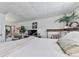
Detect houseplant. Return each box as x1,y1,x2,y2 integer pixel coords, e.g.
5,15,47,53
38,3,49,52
19,26,26,38
55,11,79,27
6,29,10,35
5,29,10,38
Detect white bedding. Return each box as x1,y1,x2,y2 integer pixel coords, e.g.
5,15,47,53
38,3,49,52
57,31,79,55
0,37,32,57
4,37,68,57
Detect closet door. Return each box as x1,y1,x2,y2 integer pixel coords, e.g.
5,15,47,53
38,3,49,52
0,16,2,35
0,14,5,42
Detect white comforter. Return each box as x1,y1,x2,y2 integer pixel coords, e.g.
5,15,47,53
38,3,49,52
6,37,68,57
0,36,68,57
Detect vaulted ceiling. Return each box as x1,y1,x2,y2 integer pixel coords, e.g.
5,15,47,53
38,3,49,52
0,2,79,23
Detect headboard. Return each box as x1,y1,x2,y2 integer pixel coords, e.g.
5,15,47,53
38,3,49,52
47,27,79,32
47,27,79,38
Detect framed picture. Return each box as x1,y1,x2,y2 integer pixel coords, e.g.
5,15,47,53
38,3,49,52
32,22,37,29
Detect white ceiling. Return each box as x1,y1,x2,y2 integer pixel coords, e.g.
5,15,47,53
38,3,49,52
0,2,79,23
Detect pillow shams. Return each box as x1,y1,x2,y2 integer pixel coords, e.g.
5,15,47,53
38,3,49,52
57,31,79,55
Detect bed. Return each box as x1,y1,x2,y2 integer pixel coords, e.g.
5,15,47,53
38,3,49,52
1,27,79,57
1,35,79,57
0,36,68,57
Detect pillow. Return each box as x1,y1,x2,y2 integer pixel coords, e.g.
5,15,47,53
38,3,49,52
57,31,79,55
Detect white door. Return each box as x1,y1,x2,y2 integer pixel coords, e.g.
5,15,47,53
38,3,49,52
0,14,5,42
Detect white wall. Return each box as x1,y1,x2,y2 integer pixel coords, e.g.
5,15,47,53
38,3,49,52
14,9,79,38
5,8,79,38
5,13,17,25
15,16,65,38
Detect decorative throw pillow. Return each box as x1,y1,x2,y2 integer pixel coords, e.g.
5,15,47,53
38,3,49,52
57,31,79,55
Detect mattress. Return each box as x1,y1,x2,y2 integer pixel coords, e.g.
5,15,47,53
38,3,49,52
5,37,68,57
